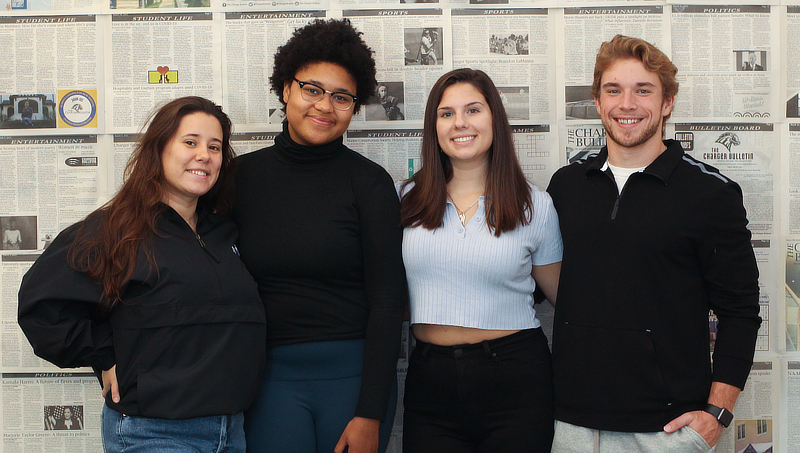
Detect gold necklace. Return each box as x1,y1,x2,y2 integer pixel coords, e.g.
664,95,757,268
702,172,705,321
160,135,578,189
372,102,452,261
447,192,480,226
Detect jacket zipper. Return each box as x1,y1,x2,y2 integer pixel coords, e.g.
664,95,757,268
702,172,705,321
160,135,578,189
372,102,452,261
195,233,220,263
603,168,623,220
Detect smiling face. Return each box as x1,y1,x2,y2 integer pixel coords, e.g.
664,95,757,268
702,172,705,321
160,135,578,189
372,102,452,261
283,62,357,147
63,408,72,420
161,112,223,210
595,58,674,153
436,82,493,168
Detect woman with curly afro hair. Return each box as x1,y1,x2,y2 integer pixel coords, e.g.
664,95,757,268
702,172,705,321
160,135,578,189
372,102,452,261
232,19,406,453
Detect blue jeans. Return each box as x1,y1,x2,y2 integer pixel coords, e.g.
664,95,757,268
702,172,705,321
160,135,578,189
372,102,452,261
102,404,245,453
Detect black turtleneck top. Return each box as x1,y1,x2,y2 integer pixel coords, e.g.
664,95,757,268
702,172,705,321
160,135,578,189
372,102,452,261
232,126,406,421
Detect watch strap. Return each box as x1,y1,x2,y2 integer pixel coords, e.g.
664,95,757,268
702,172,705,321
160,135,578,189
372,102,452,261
704,404,733,428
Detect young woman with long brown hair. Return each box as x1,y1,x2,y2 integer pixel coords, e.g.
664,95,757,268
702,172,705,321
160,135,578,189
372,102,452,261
18,96,265,452
399,68,562,452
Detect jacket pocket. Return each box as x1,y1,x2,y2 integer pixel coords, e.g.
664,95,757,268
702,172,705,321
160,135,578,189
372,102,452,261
554,323,672,414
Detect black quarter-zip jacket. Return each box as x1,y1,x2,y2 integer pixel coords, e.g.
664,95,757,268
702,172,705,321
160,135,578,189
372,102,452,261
547,139,761,432
18,205,266,419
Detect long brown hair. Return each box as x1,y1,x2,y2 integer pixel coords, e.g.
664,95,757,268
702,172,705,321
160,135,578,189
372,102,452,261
68,96,235,311
400,68,531,236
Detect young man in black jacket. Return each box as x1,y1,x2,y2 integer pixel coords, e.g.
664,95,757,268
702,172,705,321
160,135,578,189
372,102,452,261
547,35,761,452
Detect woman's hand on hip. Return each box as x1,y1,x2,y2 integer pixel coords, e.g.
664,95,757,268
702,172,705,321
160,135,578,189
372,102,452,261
101,365,120,403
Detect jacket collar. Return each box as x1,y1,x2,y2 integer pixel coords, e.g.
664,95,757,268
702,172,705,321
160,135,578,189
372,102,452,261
584,139,685,185
158,202,213,235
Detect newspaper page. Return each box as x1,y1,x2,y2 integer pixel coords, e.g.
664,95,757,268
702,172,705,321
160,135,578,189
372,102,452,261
672,123,776,235
559,121,604,165
669,5,779,120
784,124,800,236
751,238,777,353
106,12,221,133
715,360,778,453
344,8,448,122
231,131,277,156
221,11,326,129
1,370,103,453
560,5,667,124
345,129,423,181
783,359,800,453
0,135,104,245
511,124,559,187
785,7,800,121
0,15,103,134
1,0,99,13
1,253,104,452
110,134,136,192
451,8,556,123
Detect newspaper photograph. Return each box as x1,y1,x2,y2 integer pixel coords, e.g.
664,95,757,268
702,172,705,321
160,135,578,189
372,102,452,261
670,4,779,120
106,12,221,133
0,15,102,134
451,7,555,122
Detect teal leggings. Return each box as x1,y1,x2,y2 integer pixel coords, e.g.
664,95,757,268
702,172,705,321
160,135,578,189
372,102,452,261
243,339,397,453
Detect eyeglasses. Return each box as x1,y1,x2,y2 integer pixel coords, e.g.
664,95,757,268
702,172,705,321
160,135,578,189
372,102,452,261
293,79,357,111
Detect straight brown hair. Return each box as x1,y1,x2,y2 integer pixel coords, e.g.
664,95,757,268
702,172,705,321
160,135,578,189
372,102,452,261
400,68,531,237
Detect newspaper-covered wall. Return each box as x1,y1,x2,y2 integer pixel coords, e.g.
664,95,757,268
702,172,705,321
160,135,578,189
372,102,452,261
1,1,797,452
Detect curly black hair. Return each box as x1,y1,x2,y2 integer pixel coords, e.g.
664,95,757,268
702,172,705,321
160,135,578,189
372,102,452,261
270,19,377,114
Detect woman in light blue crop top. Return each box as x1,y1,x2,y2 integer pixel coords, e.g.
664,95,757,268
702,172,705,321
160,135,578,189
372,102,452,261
398,68,562,453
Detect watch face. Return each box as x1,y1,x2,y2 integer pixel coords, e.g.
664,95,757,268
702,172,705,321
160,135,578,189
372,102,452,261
706,404,733,427
706,404,733,428
718,408,733,427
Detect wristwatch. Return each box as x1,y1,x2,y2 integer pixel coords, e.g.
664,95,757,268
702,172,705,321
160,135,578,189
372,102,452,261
704,404,734,428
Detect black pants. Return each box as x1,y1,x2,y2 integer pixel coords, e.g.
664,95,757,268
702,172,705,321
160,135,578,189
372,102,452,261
403,328,554,453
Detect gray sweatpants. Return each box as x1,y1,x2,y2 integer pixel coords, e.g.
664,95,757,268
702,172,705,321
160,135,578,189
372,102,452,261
551,420,715,453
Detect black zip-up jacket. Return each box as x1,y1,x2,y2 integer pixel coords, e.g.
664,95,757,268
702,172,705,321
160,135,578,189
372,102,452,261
18,205,266,419
547,140,761,432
